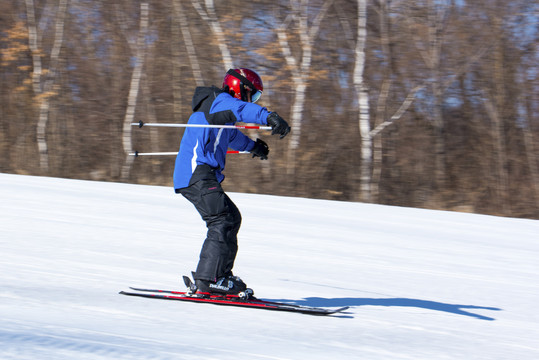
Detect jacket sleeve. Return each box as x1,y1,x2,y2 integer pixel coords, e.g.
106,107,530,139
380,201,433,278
233,101,270,125
228,129,255,152
211,93,270,126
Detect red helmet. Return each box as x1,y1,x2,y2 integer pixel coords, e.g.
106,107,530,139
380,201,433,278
223,68,263,103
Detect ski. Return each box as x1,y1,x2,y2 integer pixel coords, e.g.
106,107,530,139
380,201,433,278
119,287,349,316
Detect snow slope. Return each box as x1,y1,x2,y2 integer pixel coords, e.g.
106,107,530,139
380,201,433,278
1,173,538,360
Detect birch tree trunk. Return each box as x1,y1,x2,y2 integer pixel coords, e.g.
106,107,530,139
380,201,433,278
276,0,333,175
353,0,371,202
174,0,204,86
141,42,160,176
171,1,183,123
172,0,204,124
25,0,69,173
25,0,42,102
339,0,424,202
370,0,392,201
191,0,233,69
25,0,44,170
121,2,149,181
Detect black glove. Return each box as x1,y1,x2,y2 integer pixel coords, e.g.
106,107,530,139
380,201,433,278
267,112,290,139
250,138,269,160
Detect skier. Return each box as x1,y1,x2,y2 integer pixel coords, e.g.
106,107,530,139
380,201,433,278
173,68,290,295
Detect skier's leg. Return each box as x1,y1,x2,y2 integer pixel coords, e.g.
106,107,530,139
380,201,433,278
222,193,241,276
179,179,240,282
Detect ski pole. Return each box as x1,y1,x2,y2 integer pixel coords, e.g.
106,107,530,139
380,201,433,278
130,151,249,157
132,120,272,130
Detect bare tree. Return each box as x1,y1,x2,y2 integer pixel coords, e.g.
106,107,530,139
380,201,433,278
121,2,149,181
346,0,424,202
25,0,69,173
191,0,234,69
352,0,370,201
275,0,333,175
172,0,204,123
402,0,450,191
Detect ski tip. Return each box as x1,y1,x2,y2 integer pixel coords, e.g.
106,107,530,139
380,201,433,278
304,306,350,315
329,306,350,314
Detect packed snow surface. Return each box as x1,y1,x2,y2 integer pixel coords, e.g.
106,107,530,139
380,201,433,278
1,173,538,359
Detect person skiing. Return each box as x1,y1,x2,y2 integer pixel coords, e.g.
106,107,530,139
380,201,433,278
173,68,290,295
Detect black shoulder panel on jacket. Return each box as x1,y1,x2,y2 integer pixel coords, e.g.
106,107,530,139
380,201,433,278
193,86,237,125
191,87,211,112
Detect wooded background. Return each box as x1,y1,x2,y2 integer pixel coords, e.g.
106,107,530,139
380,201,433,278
1,0,538,219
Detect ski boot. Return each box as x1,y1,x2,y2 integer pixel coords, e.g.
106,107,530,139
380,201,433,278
183,274,254,299
195,275,247,295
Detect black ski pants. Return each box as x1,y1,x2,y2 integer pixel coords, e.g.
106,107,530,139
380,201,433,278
179,174,241,282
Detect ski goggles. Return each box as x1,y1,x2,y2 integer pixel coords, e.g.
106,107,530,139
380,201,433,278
251,89,262,103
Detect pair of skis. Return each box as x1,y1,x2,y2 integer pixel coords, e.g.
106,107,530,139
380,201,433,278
120,276,349,316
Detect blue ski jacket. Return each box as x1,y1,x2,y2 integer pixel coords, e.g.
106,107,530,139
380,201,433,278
173,86,270,191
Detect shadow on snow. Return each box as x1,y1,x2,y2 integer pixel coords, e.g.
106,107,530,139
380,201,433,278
266,297,502,321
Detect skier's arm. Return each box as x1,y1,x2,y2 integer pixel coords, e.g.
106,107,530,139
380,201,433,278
212,92,290,138
232,99,270,126
228,130,256,152
234,103,290,139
